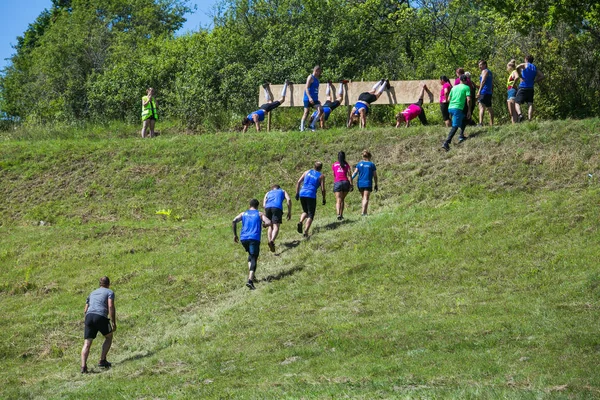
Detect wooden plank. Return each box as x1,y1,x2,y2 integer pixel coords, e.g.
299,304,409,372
257,80,443,107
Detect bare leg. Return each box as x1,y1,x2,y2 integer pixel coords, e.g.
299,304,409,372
267,225,274,242
361,190,371,215
141,120,149,138
487,107,494,126
271,224,280,243
100,332,113,361
149,119,156,137
339,191,348,217
478,103,485,125
508,100,517,123
528,103,534,121
81,339,93,368
304,217,313,235
300,108,309,131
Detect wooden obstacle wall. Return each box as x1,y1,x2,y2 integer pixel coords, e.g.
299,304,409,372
258,80,443,107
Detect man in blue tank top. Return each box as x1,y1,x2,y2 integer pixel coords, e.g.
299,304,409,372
300,65,323,132
515,55,545,122
476,60,494,126
295,162,326,237
81,276,116,373
263,184,292,252
233,199,272,289
242,81,289,133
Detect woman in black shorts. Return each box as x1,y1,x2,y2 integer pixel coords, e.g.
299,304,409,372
332,151,353,220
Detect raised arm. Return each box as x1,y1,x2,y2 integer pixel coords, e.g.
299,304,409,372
232,213,243,242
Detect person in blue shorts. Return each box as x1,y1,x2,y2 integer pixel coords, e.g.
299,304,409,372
347,79,390,128
476,60,494,126
242,81,289,133
263,184,292,252
515,55,545,122
352,150,379,216
233,199,272,289
81,276,116,373
300,65,323,131
309,80,347,129
295,161,326,237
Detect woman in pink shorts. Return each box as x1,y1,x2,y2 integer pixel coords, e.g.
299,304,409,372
332,151,353,220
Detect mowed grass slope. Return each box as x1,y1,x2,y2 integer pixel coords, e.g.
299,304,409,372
1,119,599,399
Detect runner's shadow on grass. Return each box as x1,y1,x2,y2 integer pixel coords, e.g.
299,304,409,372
261,264,304,282
276,240,301,255
312,219,355,234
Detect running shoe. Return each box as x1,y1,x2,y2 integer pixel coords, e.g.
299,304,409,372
81,365,88,374
246,280,256,290
442,142,450,152
458,136,468,143
517,114,524,123
297,222,303,234
268,241,275,252
98,360,112,368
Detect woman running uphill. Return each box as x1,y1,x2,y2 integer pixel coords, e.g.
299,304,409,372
295,162,326,237
332,151,353,220
348,79,390,129
352,150,378,216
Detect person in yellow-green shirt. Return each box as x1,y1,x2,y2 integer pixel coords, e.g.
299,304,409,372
141,88,158,138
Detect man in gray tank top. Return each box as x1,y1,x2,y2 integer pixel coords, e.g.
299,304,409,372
80,276,116,373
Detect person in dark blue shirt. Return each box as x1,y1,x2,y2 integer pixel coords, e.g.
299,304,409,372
476,60,494,126
295,162,326,237
242,81,289,133
263,184,292,252
515,55,545,122
352,150,379,216
300,66,323,131
233,199,272,289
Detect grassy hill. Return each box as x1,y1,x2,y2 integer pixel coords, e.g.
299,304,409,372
1,120,599,399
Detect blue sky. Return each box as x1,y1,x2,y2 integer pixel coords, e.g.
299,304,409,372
0,0,217,70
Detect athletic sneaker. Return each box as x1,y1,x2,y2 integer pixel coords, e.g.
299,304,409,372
458,136,468,143
299,126,305,132
285,79,291,85
442,142,450,152
303,232,309,238
246,280,256,290
81,365,88,374
98,360,112,368
297,222,303,234
517,114,524,123
337,215,344,221
268,241,275,252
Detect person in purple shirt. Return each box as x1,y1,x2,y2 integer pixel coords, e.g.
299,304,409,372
263,184,292,252
81,276,116,373
476,60,494,126
233,199,272,289
515,55,545,122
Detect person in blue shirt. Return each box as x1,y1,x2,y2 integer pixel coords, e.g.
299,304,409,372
263,184,292,252
81,276,116,373
515,55,545,122
295,162,326,237
309,80,347,129
242,81,289,133
233,199,272,290
476,60,494,126
300,65,323,131
352,150,379,216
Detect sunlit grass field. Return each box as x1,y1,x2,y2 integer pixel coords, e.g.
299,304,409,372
1,119,599,398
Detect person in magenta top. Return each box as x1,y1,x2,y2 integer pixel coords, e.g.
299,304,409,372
332,151,353,220
395,84,432,128
439,76,452,127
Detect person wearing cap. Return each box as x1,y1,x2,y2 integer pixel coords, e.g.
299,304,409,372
515,55,545,122
442,74,472,151
395,84,433,128
81,276,116,373
476,60,494,126
348,79,390,129
242,81,289,133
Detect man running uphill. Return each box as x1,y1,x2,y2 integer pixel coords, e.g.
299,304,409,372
233,199,272,290
395,84,433,128
81,276,116,373
295,162,326,237
242,81,289,133
309,80,347,129
348,79,390,129
300,66,323,132
263,184,292,252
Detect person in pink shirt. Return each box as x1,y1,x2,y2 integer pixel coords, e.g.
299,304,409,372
395,84,432,128
332,151,353,220
439,76,453,127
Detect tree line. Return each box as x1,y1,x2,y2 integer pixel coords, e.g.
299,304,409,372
1,0,599,131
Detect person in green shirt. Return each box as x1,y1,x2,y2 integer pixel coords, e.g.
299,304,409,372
141,88,158,138
442,74,472,152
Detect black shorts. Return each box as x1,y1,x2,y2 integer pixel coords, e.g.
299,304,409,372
358,186,372,193
358,92,377,104
478,94,493,108
414,98,424,107
300,197,317,219
241,239,260,257
440,102,450,121
84,313,112,339
515,87,534,104
265,207,283,224
333,180,351,193
259,101,281,113
323,100,341,111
